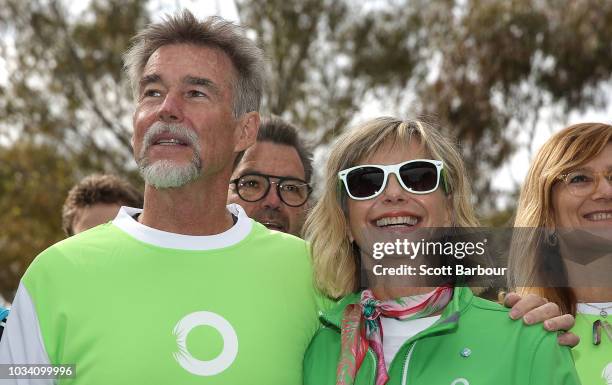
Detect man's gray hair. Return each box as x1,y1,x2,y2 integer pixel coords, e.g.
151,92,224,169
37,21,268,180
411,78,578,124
123,10,265,118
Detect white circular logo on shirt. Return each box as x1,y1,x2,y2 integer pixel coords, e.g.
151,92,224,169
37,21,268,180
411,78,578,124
602,362,612,385
451,379,469,385
172,311,238,376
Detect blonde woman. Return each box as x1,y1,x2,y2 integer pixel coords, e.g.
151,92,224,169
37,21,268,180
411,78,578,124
303,117,579,385
510,123,612,385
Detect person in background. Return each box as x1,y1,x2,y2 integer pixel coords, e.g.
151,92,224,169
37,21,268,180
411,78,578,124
510,122,612,385
62,173,143,236
303,117,580,385
228,116,313,236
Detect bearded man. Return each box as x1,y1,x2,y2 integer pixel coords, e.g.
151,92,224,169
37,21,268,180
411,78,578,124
0,11,322,385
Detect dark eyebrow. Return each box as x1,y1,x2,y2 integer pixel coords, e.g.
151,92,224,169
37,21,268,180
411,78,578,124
139,74,161,91
239,170,307,183
184,76,220,96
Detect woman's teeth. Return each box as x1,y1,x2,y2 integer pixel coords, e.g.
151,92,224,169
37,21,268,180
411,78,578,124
376,216,418,227
585,212,612,221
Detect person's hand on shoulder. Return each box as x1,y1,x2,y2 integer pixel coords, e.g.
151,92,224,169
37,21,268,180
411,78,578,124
503,292,579,347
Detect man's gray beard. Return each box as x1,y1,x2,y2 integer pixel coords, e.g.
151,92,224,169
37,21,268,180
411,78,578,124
138,157,202,189
136,122,203,189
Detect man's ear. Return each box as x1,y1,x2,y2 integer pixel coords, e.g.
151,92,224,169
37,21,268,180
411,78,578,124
234,112,260,153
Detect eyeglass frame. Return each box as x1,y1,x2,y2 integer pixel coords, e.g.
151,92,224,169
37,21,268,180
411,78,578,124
230,172,313,207
337,159,449,201
557,169,612,197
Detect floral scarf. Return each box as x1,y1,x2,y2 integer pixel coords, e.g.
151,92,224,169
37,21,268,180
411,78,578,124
336,285,453,385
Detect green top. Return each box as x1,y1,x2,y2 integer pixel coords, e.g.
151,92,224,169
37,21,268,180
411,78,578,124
304,286,581,385
9,205,323,385
572,311,612,385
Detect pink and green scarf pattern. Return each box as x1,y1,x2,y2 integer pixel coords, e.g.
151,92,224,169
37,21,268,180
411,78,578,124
336,285,453,385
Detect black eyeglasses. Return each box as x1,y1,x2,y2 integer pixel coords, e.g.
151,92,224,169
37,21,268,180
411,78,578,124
230,173,312,207
338,159,449,200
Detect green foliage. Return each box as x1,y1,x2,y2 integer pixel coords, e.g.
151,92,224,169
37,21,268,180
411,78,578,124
238,0,612,209
0,142,75,299
0,0,149,166
0,0,149,299
413,0,612,207
237,0,423,142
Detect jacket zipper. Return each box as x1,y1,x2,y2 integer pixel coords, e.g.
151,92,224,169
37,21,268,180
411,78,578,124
361,340,417,385
400,341,417,385
367,349,377,384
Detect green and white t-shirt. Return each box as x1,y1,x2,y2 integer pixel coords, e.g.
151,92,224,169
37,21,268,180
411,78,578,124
0,204,323,385
573,303,612,385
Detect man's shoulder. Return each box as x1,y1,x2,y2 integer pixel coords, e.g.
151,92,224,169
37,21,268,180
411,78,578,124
23,223,125,281
44,222,121,255
240,223,315,275
462,294,554,344
248,221,309,250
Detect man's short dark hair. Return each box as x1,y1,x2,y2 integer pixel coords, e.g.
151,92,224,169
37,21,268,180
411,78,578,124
234,116,313,183
62,174,143,236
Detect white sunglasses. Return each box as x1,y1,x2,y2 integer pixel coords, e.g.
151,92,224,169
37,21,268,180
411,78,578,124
338,159,448,200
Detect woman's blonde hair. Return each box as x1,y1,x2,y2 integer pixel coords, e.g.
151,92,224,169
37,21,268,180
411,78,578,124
303,117,479,298
509,123,612,314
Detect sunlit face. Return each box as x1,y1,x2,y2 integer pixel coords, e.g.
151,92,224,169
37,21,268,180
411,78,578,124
552,142,612,230
132,44,248,188
72,203,122,235
346,139,451,249
228,141,307,236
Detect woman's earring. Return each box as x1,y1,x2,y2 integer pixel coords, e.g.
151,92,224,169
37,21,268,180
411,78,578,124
547,230,558,247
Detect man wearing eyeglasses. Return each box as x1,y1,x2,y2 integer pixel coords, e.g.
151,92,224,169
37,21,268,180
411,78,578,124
228,116,313,236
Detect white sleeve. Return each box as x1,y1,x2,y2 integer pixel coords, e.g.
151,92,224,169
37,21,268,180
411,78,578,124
0,282,54,385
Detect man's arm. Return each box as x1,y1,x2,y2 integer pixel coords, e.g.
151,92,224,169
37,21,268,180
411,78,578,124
0,282,53,385
504,292,579,347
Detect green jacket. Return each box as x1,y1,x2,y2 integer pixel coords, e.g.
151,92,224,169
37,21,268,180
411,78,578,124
304,287,581,385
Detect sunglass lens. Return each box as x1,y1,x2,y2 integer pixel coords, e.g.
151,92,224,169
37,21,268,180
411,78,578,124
399,162,438,192
346,167,385,198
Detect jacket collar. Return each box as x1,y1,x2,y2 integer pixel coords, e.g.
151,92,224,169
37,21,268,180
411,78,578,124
320,286,475,333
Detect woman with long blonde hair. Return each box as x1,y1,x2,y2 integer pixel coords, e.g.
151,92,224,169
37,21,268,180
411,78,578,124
303,117,579,385
510,122,612,385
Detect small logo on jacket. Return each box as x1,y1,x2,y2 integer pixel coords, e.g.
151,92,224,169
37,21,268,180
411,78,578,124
173,311,239,376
